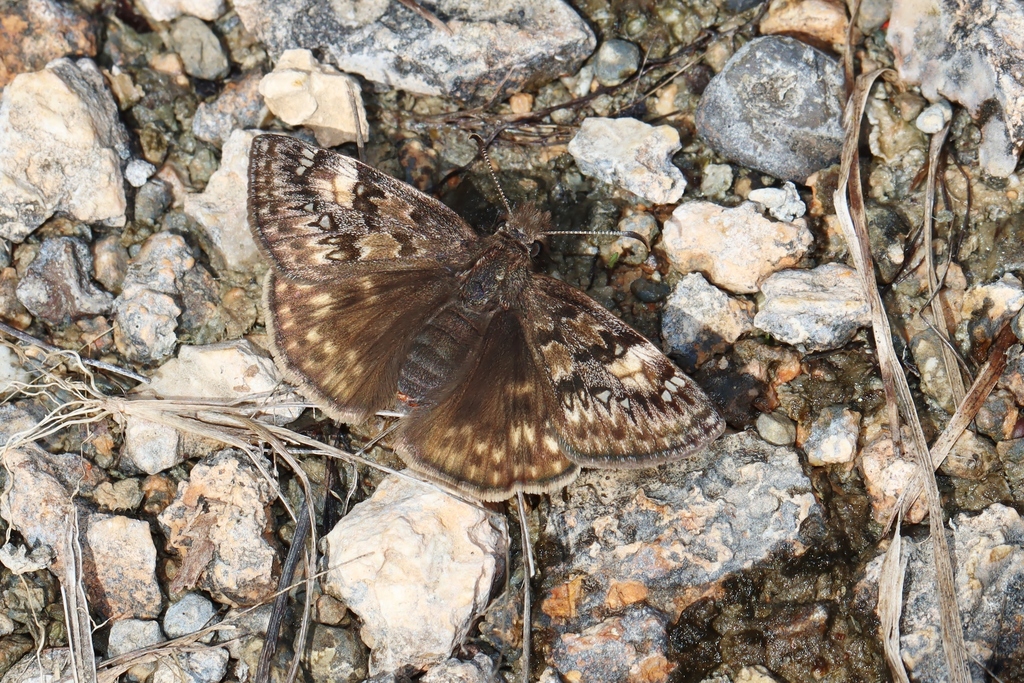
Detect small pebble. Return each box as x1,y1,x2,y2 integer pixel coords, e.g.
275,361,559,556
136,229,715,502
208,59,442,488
124,159,156,188
914,100,953,134
107,619,164,657
164,592,218,640
168,16,229,80
700,163,734,198
15,236,113,325
802,405,860,466
593,39,641,87
756,412,797,446
747,181,806,222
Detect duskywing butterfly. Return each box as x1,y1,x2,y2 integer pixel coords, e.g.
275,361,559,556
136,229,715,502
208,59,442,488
248,134,724,501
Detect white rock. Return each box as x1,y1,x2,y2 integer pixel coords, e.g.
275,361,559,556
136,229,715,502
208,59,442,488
138,0,226,21
700,162,733,198
0,345,29,397
662,272,754,366
657,201,814,294
802,405,860,466
259,50,369,147
323,476,507,675
859,430,927,524
754,263,870,351
756,412,797,446
914,100,952,134
735,666,784,683
164,592,218,641
747,181,806,222
125,159,156,188
122,417,183,475
568,117,687,204
184,129,264,274
960,273,1024,330
0,58,128,242
107,619,164,657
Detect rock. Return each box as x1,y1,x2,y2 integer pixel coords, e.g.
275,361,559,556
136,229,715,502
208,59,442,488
599,212,658,268
801,405,860,466
747,181,806,222
695,36,845,182
322,476,507,674
657,201,813,294
754,264,871,351
759,0,850,52
0,267,31,329
92,234,130,294
234,0,594,103
152,646,230,683
756,412,798,446
0,0,98,89
661,272,755,369
168,16,230,81
1,649,70,683
592,39,640,87
140,339,303,425
942,430,999,481
898,504,1024,682
107,619,165,656
15,236,113,325
93,478,145,513
568,118,687,204
975,389,1019,443
138,0,226,22
0,58,129,242
122,418,189,476
112,232,194,364
0,345,30,398
82,513,163,620
699,163,733,199
542,432,821,640
184,129,264,274
958,274,1024,361
258,50,368,147
420,654,495,683
164,593,218,640
550,607,673,683
866,95,928,166
888,0,1024,177
859,429,927,524
915,100,953,134
192,72,267,147
125,159,156,188
308,625,369,683
158,449,278,606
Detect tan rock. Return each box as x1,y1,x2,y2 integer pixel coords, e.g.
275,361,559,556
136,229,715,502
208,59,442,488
760,0,851,52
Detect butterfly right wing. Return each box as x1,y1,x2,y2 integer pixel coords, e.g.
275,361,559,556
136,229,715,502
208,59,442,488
248,134,477,281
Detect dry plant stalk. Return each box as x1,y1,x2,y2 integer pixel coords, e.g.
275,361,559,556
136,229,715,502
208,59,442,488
833,71,971,683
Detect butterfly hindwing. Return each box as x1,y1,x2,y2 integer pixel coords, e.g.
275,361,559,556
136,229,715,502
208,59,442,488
248,134,477,280
525,274,725,467
396,308,578,501
266,267,456,423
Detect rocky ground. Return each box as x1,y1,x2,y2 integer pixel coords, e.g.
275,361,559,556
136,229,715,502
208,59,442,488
1,0,1024,682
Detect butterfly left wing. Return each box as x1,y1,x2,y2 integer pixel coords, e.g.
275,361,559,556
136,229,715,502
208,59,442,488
248,134,478,281
395,308,579,501
524,274,725,467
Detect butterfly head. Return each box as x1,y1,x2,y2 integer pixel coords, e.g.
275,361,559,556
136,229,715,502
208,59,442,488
499,203,551,256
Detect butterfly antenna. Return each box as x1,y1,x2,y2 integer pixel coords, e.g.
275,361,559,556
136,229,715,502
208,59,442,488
470,134,513,217
539,229,651,251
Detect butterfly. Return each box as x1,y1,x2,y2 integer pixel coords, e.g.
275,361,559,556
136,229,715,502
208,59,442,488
247,134,725,501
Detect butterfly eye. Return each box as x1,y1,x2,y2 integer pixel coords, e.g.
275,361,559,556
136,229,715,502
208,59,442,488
530,241,541,257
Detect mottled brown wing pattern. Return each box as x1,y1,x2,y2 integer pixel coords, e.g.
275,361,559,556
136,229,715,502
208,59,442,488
266,267,456,423
396,310,578,501
248,134,477,280
526,274,725,466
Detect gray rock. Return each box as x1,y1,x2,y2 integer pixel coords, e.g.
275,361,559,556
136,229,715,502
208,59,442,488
112,232,194,363
125,159,156,188
550,607,669,683
168,16,230,81
15,236,113,325
1,649,70,683
192,71,266,147
592,39,640,87
888,0,1024,176
107,619,164,657
802,405,860,466
568,117,687,204
308,625,368,683
134,178,173,225
164,593,218,640
598,212,658,267
754,263,871,351
756,411,797,446
543,431,821,644
0,58,129,242
152,647,229,683
897,504,1024,682
662,272,754,368
233,0,595,103
695,36,845,182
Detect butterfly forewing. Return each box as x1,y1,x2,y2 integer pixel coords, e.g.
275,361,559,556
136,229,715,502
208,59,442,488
248,134,477,280
525,274,725,466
